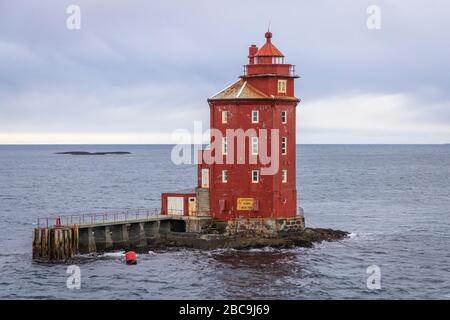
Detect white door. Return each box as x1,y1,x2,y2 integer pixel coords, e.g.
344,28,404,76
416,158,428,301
167,197,184,215
188,197,197,216
201,169,209,188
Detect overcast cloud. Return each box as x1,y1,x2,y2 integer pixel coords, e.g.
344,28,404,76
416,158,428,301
0,0,449,143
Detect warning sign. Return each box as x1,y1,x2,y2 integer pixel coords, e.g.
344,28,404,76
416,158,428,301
237,198,254,210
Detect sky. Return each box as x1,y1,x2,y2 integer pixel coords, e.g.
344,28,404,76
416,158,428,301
0,0,449,144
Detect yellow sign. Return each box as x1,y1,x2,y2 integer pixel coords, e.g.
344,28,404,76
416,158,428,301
237,198,254,210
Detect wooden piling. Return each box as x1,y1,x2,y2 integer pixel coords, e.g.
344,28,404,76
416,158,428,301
32,225,79,262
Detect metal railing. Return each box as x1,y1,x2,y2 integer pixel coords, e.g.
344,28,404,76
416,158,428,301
243,64,297,77
36,206,304,228
36,208,169,228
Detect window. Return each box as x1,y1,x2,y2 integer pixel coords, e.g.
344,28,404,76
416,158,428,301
222,137,228,155
282,170,287,183
252,110,259,123
222,170,228,183
281,137,287,155
222,110,228,124
281,111,287,124
272,57,284,64
252,170,259,183
251,137,259,155
278,80,287,94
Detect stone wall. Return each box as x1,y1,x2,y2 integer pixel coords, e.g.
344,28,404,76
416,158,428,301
185,218,212,233
225,216,305,238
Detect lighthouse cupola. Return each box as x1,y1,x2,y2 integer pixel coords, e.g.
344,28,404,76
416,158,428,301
253,31,285,65
243,31,298,98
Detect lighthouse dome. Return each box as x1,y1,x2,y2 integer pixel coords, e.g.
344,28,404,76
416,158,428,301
255,31,284,57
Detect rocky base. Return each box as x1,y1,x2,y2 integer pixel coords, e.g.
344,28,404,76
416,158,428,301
147,227,349,250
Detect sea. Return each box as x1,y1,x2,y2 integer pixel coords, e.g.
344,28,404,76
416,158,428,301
0,144,449,299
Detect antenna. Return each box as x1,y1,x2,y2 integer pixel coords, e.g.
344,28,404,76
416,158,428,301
268,20,271,32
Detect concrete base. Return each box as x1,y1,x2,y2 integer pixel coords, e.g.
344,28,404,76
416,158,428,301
120,227,348,251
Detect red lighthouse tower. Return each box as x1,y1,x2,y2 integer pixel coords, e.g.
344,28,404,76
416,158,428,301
162,31,303,231
199,31,300,221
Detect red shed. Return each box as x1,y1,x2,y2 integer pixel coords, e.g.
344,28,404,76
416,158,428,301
161,190,197,216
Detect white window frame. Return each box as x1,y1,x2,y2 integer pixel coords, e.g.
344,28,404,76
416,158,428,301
251,170,259,183
281,111,287,124
282,169,287,183
273,57,284,64
222,110,228,124
251,136,259,155
222,170,228,183
222,137,228,155
251,110,259,123
278,80,287,94
281,137,287,155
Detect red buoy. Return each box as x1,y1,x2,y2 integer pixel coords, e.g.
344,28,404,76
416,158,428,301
125,251,137,265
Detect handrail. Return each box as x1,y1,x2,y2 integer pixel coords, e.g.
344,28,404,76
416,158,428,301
35,208,180,228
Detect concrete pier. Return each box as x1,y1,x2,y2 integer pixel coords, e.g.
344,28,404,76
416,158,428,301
33,214,212,262
32,211,313,263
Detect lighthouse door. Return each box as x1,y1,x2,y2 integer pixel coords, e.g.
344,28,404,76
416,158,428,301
201,169,209,188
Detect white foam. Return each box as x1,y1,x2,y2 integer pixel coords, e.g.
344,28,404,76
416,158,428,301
248,247,278,253
100,251,125,257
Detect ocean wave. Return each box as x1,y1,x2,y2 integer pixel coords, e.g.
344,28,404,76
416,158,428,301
99,251,126,258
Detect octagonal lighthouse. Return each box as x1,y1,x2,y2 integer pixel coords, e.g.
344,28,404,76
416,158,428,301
162,31,305,233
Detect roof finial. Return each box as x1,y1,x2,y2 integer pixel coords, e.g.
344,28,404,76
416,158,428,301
265,31,272,42
265,20,272,42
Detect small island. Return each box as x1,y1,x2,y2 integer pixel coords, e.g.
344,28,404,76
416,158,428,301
55,151,131,156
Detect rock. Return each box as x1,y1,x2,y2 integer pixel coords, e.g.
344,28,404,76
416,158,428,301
146,227,349,250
